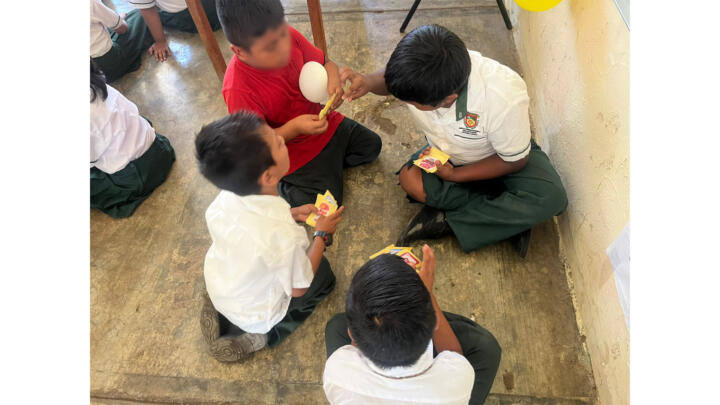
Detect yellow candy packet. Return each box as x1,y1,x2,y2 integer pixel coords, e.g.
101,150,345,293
306,190,338,227
413,147,451,173
318,93,338,120
370,244,422,271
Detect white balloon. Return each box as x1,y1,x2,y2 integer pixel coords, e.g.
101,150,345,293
299,61,329,104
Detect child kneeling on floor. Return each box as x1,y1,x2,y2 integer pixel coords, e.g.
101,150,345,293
340,25,568,257
323,245,501,404
90,61,175,218
196,111,344,362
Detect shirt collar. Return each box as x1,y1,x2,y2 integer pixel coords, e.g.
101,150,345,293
363,340,435,379
220,191,292,222
455,82,469,121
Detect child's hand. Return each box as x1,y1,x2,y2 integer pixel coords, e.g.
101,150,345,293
417,244,436,292
435,161,455,181
327,85,344,110
290,204,317,222
114,15,129,34
292,114,329,135
419,146,432,157
339,67,370,102
149,40,171,62
315,206,345,235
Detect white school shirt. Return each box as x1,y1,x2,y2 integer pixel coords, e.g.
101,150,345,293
90,0,124,58
90,85,156,174
203,192,315,333
128,0,188,13
323,341,475,405
408,50,532,165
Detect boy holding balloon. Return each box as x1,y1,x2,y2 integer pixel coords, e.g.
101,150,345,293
340,24,568,257
216,0,382,207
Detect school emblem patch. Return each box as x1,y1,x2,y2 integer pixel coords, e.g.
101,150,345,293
464,113,479,129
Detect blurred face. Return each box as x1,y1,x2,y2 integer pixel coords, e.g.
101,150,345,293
232,23,291,70
261,124,290,180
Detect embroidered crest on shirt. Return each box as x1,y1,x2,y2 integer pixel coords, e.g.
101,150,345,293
464,112,479,129
454,112,483,140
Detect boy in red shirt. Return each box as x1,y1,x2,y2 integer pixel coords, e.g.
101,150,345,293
216,0,382,207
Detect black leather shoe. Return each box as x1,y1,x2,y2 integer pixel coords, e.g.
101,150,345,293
510,228,532,259
397,205,453,246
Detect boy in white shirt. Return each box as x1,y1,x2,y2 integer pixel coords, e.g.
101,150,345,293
128,0,221,62
340,25,568,257
195,111,344,362
90,0,152,82
323,245,501,404
90,61,176,217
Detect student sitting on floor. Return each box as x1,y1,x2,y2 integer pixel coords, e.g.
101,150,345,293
339,25,568,257
216,0,382,207
90,0,152,82
90,61,175,218
195,111,344,362
323,245,501,405
128,0,221,62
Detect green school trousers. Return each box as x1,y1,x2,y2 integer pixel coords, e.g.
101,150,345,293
90,133,175,218
412,141,568,252
92,9,152,83
325,312,502,405
158,0,221,33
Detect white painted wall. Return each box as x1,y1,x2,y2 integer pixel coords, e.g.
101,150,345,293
507,1,630,404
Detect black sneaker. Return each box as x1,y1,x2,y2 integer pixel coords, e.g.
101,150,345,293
510,228,532,259
396,205,453,246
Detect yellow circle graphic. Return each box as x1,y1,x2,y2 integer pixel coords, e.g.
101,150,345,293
513,0,562,12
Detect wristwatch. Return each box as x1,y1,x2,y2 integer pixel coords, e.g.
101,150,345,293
313,231,333,247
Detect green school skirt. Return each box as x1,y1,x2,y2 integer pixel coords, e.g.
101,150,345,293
408,141,568,252
158,0,221,33
90,133,175,218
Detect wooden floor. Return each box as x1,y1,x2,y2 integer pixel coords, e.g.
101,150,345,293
91,1,596,403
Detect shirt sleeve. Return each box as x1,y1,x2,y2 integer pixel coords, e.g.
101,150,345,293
91,0,122,30
487,97,532,162
289,26,325,65
223,89,267,120
127,0,158,10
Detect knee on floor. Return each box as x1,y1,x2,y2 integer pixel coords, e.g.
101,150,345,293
542,183,569,218
325,313,347,335
369,132,383,158
476,330,503,366
398,166,426,202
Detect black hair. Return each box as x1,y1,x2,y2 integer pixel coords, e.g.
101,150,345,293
346,254,436,369
216,0,285,50
90,60,108,103
195,111,275,196
384,24,471,106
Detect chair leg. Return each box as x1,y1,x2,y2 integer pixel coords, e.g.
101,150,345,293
496,0,513,30
400,0,422,33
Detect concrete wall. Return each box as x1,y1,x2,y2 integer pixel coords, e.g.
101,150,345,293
506,1,630,404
